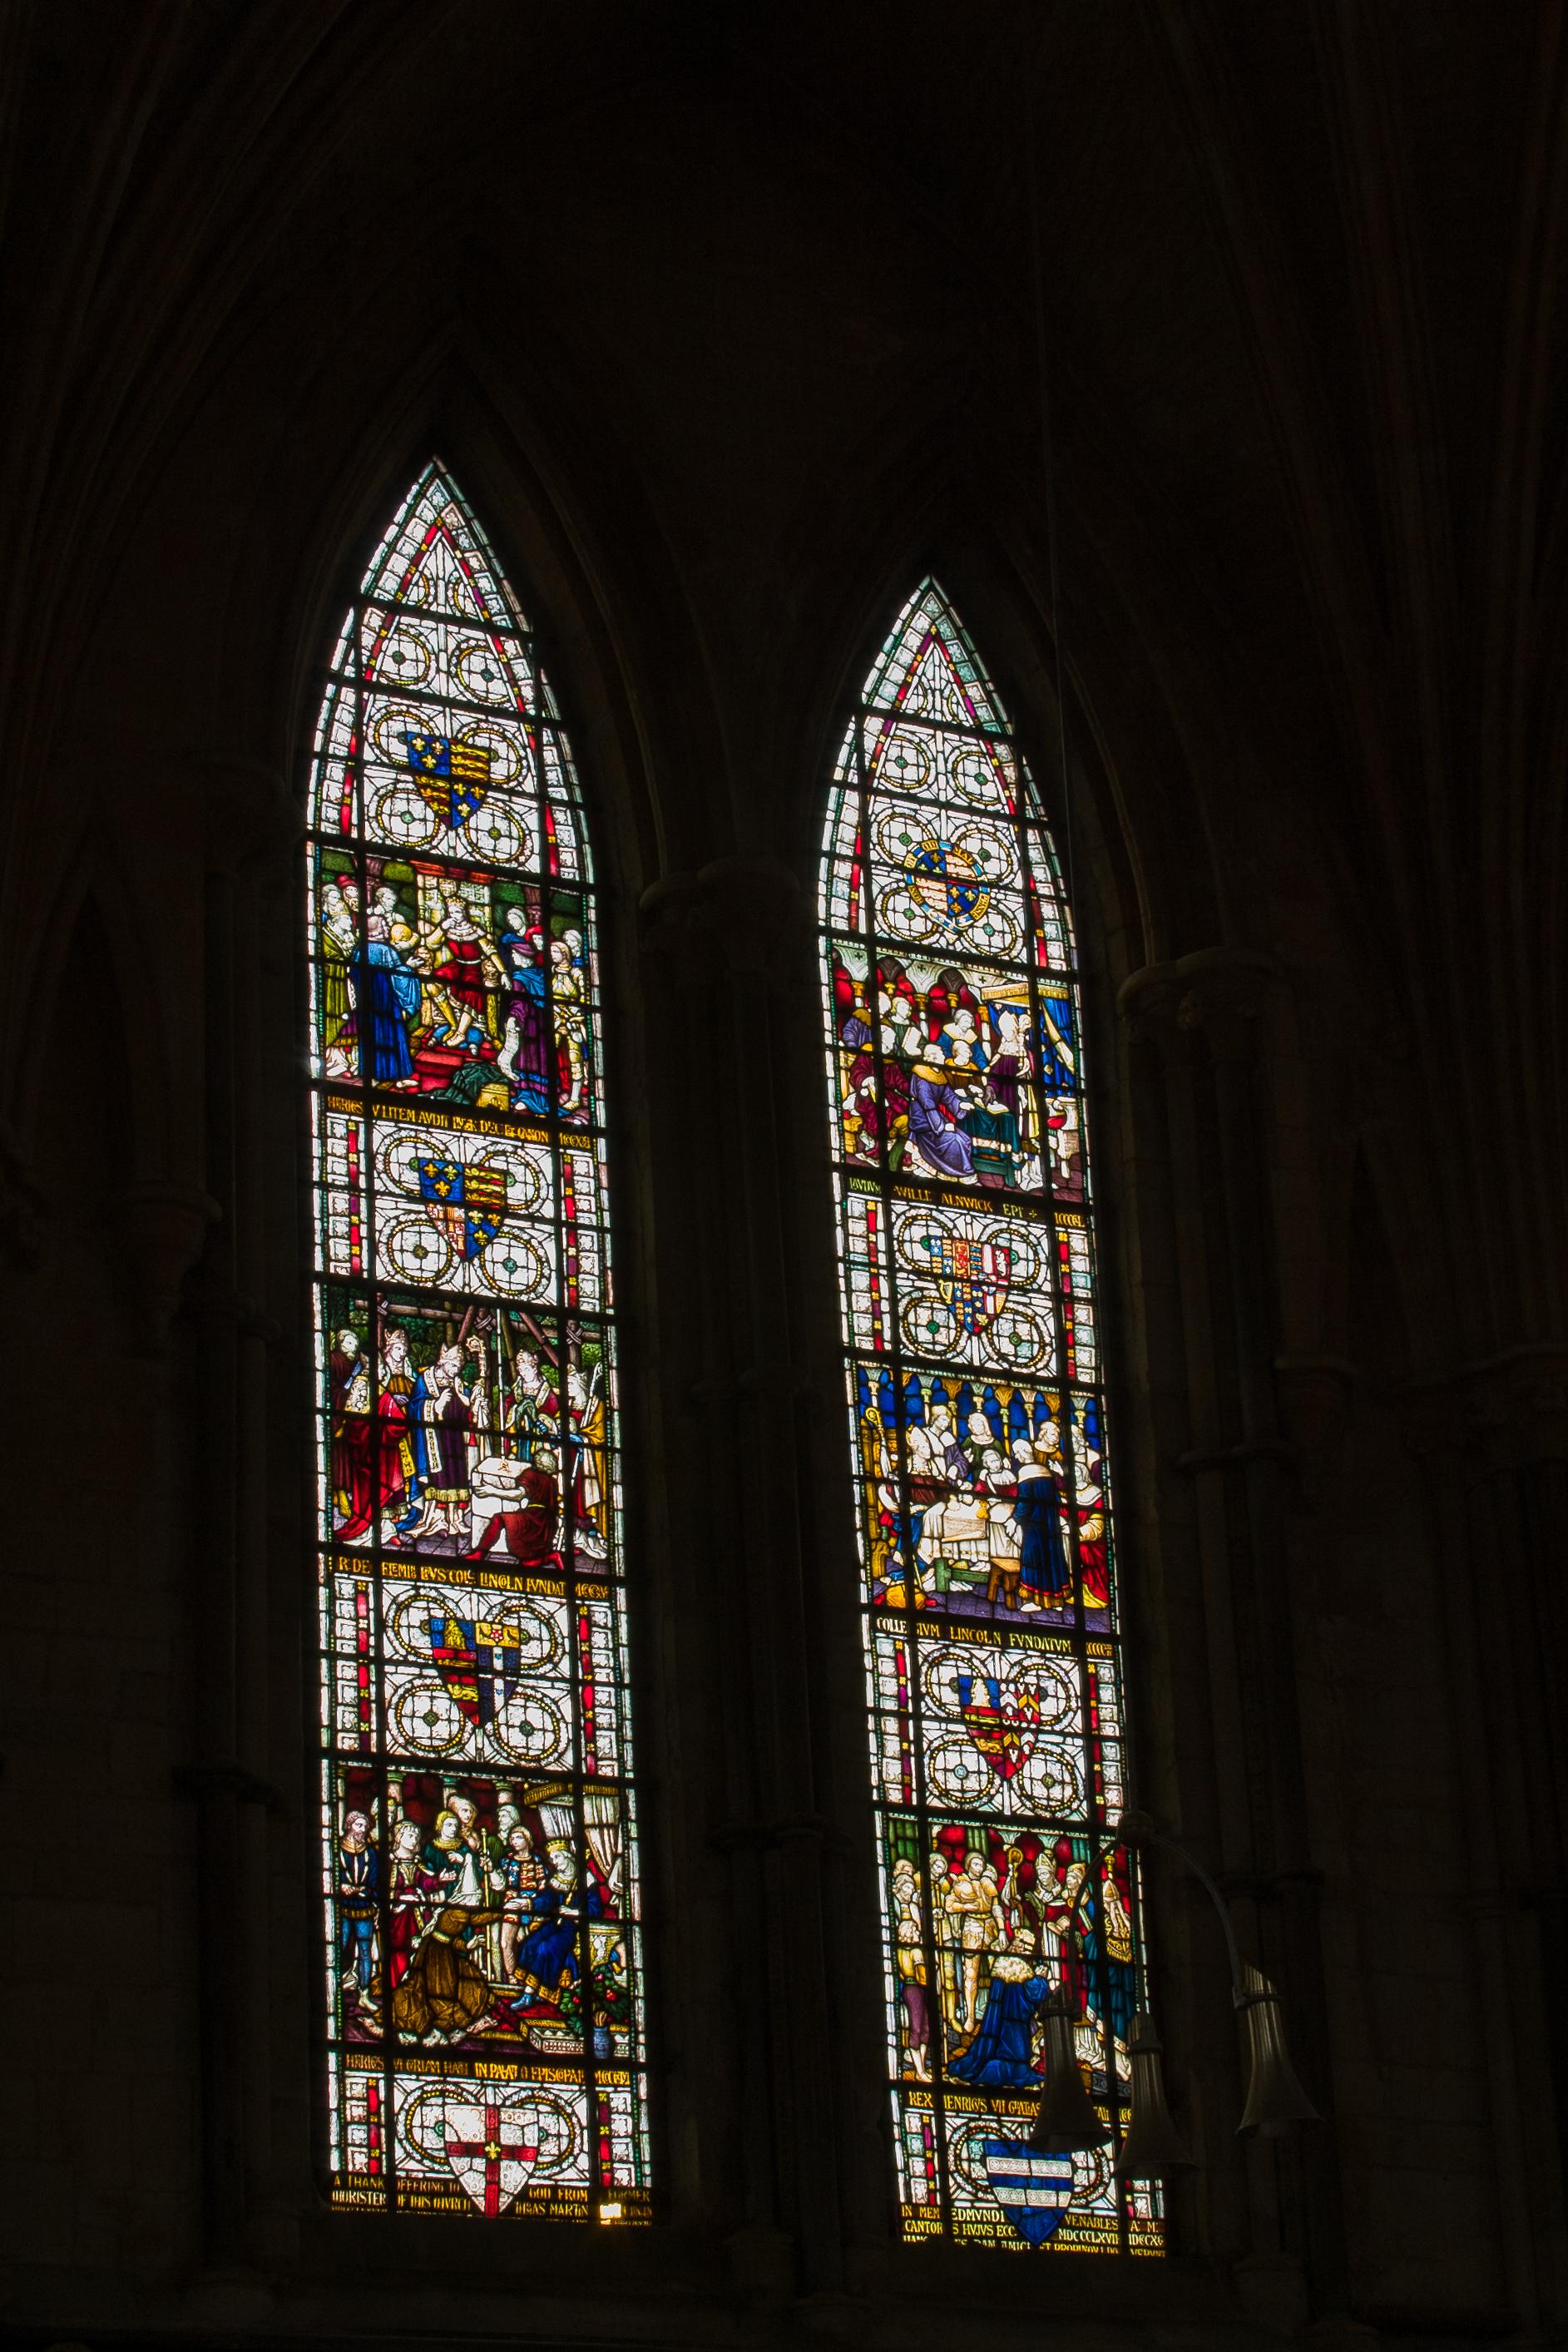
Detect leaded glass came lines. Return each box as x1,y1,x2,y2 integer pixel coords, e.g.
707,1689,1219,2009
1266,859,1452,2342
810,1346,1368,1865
819,584,1160,2254
308,465,650,2223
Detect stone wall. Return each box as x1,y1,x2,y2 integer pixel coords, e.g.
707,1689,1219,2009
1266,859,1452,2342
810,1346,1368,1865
0,5,1562,2345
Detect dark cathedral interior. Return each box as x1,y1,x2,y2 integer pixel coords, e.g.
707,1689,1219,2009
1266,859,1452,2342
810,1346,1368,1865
2,2,1565,2347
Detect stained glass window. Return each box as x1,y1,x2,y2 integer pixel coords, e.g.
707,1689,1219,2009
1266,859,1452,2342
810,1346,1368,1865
819,586,1160,2255
307,465,650,2223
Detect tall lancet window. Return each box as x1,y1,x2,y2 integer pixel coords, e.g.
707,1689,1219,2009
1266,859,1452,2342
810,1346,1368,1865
820,587,1159,2255
307,466,650,2224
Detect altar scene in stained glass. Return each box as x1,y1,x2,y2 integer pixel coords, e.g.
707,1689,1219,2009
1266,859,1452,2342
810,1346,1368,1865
820,585,1160,2253
309,468,649,2222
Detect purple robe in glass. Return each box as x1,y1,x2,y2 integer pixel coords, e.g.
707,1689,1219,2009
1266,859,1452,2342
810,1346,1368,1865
909,1072,974,1178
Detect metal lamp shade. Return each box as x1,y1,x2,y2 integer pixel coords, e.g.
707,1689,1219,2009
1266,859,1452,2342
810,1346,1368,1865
1026,1992,1111,2154
1236,1964,1322,2137
1113,2012,1196,2176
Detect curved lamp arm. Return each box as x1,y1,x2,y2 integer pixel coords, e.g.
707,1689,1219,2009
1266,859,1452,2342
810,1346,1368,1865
1051,1814,1241,1997
1112,1813,1322,2137
1143,1827,1245,2001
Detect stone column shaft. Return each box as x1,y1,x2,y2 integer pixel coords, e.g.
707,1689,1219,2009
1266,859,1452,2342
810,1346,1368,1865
183,762,291,2268
641,860,841,2299
1402,1354,1568,2323
1123,949,1351,2325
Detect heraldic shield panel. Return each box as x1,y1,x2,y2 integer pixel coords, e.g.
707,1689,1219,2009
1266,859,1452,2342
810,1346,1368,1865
307,467,650,2222
820,586,1160,2254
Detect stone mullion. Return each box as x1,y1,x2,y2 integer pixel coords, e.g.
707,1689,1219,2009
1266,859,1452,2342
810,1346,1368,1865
1115,982,1240,2261
1187,957,1359,2328
1124,949,1362,2326
230,837,284,2236
191,845,248,2265
635,873,768,2255
725,933,815,2265
1130,974,1264,1882
1121,964,1264,2275
182,761,291,2272
641,860,840,2300
716,860,843,2301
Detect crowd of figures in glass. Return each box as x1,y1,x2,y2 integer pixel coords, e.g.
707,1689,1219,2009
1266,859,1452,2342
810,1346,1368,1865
309,469,649,2221
820,587,1160,2252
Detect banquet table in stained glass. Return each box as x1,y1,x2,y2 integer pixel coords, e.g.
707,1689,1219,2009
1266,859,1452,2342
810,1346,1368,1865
819,584,1160,2254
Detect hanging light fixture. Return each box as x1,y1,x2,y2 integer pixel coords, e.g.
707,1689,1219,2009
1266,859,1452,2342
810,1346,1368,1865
1026,1989,1111,2155
1026,1819,1321,2166
1236,1964,1322,2137
1113,2012,1195,2176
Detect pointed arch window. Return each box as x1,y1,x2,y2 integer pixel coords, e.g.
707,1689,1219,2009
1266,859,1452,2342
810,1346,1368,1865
307,466,650,2222
819,586,1160,2254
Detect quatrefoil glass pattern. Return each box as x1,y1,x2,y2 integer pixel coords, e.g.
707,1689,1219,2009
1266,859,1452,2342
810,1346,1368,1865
819,585,1160,2253
307,465,650,2224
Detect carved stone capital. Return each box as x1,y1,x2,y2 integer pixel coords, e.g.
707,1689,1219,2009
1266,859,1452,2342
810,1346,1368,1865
737,1359,814,1400
195,755,297,879
185,1272,284,1345
1273,1355,1360,1511
0,1119,47,1272
1471,1344,1568,1473
112,1181,221,1355
172,1760,285,1815
1395,1379,1454,1468
1120,946,1280,1061
640,857,805,988
689,1363,816,1411
1176,1437,1297,1474
710,1812,853,1858
1399,1342,1568,1477
1116,964,1185,1048
1173,948,1280,1062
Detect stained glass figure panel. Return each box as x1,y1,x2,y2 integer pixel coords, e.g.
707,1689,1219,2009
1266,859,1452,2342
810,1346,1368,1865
819,585,1160,2254
308,465,649,2223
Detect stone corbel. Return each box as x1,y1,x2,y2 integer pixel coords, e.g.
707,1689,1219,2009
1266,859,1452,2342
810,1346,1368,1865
1119,945,1282,1062
1472,1343,1568,1473
1171,946,1282,1063
184,1270,284,1347
172,1760,285,1815
640,857,805,991
200,755,297,880
1176,1436,1297,1473
738,1359,814,1402
1392,1377,1456,1473
710,1813,854,1859
1399,1343,1568,1478
112,1179,221,1355
1273,1354,1362,1511
1115,961,1184,1049
690,1361,818,1413
0,1117,47,1272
